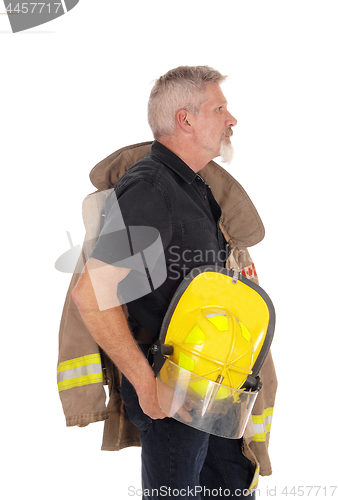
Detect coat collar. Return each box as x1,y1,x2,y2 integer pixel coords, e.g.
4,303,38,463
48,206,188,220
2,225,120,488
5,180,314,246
89,141,265,248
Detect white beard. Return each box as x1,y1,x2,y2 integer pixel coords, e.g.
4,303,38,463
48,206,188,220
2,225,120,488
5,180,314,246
219,138,234,164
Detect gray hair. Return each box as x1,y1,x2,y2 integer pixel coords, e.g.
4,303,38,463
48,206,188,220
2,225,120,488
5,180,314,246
148,65,227,139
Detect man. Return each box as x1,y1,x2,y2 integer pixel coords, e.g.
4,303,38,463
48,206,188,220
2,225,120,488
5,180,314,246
72,66,257,499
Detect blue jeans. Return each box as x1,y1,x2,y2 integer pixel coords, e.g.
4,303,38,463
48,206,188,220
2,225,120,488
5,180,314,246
121,375,255,500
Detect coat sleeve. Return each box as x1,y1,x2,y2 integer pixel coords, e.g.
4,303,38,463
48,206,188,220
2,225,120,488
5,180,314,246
57,191,141,448
225,243,278,478
57,241,108,427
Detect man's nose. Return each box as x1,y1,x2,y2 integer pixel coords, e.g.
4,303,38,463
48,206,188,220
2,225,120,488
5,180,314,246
225,111,237,127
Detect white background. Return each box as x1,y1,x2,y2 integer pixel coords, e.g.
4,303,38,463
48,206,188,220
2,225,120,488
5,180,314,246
1,1,337,498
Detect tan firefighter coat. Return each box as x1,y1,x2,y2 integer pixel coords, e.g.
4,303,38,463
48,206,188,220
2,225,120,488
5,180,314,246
57,142,278,490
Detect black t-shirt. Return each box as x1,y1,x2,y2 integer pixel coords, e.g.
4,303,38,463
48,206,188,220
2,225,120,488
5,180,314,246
90,141,227,339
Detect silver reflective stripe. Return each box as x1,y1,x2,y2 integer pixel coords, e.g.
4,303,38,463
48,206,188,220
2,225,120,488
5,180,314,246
253,413,273,434
57,363,102,383
252,407,274,442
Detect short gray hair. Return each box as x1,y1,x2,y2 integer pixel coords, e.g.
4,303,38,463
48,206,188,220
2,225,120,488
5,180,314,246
148,65,227,139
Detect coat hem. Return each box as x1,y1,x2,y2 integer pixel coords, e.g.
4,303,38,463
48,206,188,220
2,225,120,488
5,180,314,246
101,440,141,452
260,469,272,477
66,411,109,427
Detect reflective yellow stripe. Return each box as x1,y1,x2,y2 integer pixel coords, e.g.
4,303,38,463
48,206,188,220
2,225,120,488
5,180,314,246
249,464,260,491
58,372,103,391
57,354,103,392
252,407,274,442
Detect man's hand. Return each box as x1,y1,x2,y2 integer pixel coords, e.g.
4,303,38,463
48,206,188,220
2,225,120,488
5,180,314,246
138,377,193,423
155,377,193,423
137,377,168,420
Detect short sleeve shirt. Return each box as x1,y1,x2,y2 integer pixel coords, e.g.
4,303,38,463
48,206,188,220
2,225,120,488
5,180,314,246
90,141,227,339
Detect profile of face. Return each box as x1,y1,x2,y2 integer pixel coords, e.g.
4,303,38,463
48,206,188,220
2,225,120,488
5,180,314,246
190,82,237,164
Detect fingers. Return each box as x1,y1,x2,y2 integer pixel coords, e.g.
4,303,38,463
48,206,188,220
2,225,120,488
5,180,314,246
175,402,193,422
139,393,168,421
151,409,168,420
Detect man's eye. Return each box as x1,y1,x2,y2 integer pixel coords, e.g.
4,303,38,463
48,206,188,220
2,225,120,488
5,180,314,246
216,107,222,111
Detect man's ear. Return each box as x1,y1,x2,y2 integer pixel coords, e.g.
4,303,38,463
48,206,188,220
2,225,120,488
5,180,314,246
176,109,193,133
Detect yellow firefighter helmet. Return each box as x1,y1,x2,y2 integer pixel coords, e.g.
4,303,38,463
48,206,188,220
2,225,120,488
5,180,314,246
153,266,275,438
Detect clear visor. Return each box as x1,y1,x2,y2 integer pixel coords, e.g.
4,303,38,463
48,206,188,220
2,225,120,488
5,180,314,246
156,358,258,439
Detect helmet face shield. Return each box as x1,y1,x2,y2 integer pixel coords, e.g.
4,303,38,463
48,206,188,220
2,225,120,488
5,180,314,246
153,266,275,438
157,359,258,438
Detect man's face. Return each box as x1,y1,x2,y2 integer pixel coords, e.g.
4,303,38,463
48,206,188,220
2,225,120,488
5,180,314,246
191,83,237,163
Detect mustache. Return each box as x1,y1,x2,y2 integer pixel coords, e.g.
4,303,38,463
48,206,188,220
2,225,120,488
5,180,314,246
222,129,233,139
